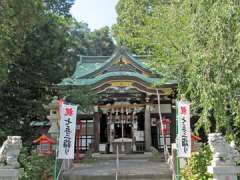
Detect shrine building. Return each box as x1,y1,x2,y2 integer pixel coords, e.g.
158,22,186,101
58,47,177,154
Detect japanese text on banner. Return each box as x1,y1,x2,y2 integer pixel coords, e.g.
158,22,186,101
58,104,77,159
177,101,191,158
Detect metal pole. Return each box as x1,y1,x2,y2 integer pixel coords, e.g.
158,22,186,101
116,145,119,180
56,160,64,180
121,107,124,152
176,101,180,180
157,123,160,150
54,135,59,180
76,120,82,162
156,89,167,160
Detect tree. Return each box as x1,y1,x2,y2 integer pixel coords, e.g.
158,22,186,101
112,0,158,54
184,1,240,140
68,21,115,57
88,26,116,56
44,0,75,16
60,87,99,112
0,0,43,84
113,0,240,143
0,0,116,143
0,2,73,142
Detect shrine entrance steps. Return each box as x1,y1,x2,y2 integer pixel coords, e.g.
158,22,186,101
62,153,172,180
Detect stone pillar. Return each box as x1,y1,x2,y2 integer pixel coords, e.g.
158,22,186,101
109,123,114,153
93,106,100,152
132,121,137,152
207,133,240,180
144,104,151,151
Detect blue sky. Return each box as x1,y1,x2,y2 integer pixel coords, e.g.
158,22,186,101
70,0,119,30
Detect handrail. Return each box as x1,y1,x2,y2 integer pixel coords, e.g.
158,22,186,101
156,89,177,179
115,145,119,180
57,160,64,180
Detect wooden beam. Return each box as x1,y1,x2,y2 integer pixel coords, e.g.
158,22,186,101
97,104,146,109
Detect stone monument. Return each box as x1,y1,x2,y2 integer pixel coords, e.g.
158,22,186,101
0,136,23,180
207,133,240,180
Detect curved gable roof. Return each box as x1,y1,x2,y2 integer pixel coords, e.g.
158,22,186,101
72,47,152,79
59,47,176,90
62,71,160,86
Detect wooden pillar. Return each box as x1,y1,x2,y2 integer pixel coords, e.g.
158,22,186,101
145,103,151,151
93,106,100,152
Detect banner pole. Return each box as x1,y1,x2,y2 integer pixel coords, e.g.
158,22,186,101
54,100,62,180
176,101,180,180
54,135,59,180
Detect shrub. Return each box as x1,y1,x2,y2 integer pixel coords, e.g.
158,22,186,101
19,148,54,180
182,144,213,180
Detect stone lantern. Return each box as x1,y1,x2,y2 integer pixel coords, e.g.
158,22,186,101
44,97,60,141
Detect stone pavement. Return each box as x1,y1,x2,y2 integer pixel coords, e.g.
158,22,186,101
63,156,172,180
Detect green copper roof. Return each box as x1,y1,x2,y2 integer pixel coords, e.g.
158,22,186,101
72,61,104,78
72,47,151,79
59,47,176,88
61,71,161,86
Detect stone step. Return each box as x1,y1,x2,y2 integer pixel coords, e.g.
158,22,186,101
63,159,172,180
91,152,165,161
63,174,172,180
91,152,154,160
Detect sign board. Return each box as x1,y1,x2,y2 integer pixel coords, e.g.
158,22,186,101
177,101,191,158
134,131,144,141
150,104,172,113
58,104,77,159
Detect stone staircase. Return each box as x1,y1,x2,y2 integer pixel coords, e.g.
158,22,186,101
62,154,172,180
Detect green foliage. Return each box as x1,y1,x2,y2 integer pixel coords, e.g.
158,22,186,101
0,0,115,143
112,0,158,54
0,0,43,84
44,0,75,17
19,148,54,180
68,20,115,57
0,1,74,142
182,145,212,180
184,1,240,137
113,0,240,143
88,26,116,56
60,87,99,112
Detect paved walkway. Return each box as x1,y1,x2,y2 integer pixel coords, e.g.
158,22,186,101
63,157,172,180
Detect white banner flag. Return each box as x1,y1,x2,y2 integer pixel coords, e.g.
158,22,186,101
177,101,191,158
58,104,77,159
